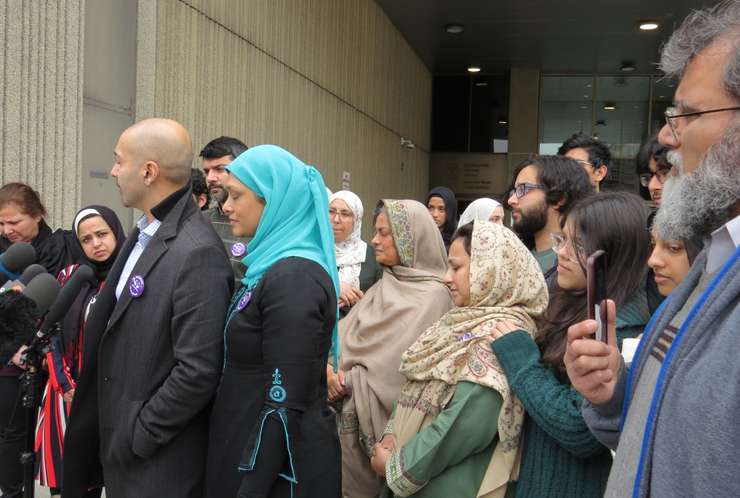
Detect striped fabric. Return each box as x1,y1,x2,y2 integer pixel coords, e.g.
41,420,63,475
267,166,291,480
650,325,678,363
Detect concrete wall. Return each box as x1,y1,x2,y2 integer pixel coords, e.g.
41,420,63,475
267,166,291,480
1,0,85,228
429,152,510,201
149,0,433,238
507,67,541,183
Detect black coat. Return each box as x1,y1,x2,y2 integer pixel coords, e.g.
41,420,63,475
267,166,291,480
62,186,233,498
206,257,340,498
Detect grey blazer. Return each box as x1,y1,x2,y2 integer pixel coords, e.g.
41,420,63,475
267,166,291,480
63,186,233,498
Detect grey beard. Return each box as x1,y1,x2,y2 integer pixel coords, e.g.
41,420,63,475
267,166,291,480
653,123,740,242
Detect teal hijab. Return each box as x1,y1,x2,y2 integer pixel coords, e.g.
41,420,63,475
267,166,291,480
226,144,341,365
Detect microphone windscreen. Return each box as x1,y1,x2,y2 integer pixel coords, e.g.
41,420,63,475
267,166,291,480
41,265,95,330
17,264,47,286
23,273,61,315
0,242,37,274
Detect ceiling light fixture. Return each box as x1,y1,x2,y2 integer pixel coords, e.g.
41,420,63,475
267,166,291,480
639,21,659,31
467,66,481,73
621,62,636,72
498,119,508,125
603,102,617,111
445,24,465,34
475,82,488,87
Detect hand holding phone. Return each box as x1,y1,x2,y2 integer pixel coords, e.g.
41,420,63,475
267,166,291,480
586,250,608,342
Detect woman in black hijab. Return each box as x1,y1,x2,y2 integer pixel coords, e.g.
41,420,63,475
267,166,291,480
35,205,126,497
426,186,458,250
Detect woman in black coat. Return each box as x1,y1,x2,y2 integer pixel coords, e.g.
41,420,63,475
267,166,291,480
0,182,84,276
206,145,341,498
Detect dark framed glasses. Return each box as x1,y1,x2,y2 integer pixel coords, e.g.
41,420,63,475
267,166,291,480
509,182,544,199
639,168,671,187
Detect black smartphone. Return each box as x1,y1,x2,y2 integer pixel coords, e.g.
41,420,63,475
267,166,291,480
586,250,608,342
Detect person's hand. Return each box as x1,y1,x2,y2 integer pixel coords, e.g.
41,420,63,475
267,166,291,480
338,282,364,308
10,345,28,369
327,366,347,401
564,299,622,405
378,434,396,450
489,320,519,340
63,388,75,404
371,442,393,476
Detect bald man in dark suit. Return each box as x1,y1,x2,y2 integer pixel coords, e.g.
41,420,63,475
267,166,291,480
63,119,233,498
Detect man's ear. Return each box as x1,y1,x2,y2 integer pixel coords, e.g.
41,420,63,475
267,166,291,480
594,164,608,183
143,161,160,186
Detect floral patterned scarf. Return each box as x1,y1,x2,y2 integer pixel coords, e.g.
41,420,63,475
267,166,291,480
387,221,548,498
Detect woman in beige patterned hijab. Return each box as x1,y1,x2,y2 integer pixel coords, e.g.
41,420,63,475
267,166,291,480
335,199,454,498
371,220,548,498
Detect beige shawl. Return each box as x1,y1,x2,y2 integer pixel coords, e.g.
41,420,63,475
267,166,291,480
340,199,454,498
386,221,548,498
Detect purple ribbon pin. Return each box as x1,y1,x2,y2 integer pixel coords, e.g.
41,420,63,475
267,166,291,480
231,242,246,258
458,331,474,342
236,292,252,311
129,275,145,298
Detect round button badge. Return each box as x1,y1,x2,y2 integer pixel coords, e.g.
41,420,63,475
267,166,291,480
231,242,246,258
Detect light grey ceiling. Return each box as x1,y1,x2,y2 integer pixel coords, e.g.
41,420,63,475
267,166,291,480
375,0,716,75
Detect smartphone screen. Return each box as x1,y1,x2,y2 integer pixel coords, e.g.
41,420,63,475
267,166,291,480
586,250,608,342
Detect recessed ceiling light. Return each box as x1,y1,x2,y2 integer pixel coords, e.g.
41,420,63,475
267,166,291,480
475,82,488,87
603,103,617,111
467,66,481,73
621,62,636,72
585,83,592,88
498,119,508,125
639,21,659,31
659,95,665,99
445,24,465,34
580,105,589,110
584,94,590,99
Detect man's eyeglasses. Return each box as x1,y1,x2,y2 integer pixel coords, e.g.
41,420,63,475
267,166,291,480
509,182,544,199
664,105,740,141
639,169,671,187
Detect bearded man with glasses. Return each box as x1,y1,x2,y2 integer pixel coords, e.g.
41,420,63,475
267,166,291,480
505,154,593,276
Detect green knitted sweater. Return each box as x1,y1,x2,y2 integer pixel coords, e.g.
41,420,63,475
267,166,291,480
490,292,648,498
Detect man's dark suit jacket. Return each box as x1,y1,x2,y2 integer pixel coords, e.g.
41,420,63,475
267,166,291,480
62,186,233,498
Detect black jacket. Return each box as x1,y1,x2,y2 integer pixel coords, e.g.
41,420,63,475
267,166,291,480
62,186,233,498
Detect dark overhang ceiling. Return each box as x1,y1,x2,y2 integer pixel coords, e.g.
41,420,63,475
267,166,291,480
375,0,714,75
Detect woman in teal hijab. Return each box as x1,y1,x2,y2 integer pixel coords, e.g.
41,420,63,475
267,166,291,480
206,145,341,498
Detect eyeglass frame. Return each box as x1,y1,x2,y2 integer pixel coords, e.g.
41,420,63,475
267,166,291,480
550,232,587,262
328,207,354,220
509,182,545,200
664,105,740,141
639,168,671,188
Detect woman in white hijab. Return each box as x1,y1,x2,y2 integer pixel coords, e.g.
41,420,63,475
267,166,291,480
458,198,504,227
330,190,367,308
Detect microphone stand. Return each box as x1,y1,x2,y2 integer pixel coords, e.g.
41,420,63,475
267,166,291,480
18,322,61,498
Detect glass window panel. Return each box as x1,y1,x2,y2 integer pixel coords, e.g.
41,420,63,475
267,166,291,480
651,78,676,136
470,75,510,153
539,76,594,154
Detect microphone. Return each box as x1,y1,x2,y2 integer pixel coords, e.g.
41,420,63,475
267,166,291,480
22,273,61,315
0,273,59,364
35,265,95,338
0,264,47,294
0,242,37,280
